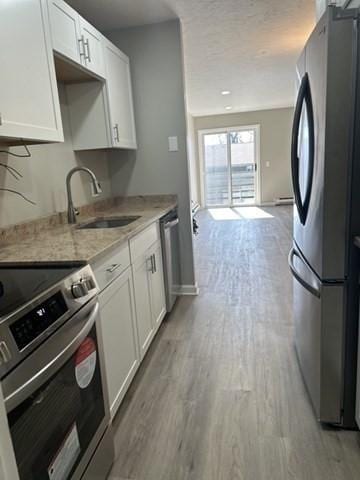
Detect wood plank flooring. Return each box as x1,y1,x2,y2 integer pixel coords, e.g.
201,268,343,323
109,206,360,480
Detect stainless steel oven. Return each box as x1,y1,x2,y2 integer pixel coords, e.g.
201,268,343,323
0,264,114,480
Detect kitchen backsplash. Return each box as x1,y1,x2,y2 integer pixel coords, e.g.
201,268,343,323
0,83,112,229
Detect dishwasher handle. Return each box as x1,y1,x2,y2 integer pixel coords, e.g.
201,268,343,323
163,218,179,229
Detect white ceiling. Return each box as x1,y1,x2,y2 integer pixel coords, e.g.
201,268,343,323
68,0,316,116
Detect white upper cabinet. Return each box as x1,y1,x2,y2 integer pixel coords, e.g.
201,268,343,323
66,40,137,150
47,0,81,64
103,39,137,149
47,0,105,78
0,0,63,144
78,17,106,78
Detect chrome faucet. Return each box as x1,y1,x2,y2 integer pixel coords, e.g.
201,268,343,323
66,167,102,224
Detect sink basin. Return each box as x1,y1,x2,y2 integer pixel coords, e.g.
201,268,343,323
77,216,140,229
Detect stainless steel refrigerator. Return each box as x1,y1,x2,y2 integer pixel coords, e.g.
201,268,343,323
289,5,360,428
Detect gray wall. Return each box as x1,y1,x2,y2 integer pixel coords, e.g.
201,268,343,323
0,84,112,227
107,21,196,287
193,107,294,205
186,113,200,204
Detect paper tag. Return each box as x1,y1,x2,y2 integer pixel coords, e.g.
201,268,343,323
75,337,97,389
48,423,80,480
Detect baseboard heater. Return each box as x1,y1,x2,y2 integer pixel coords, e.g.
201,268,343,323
275,197,294,205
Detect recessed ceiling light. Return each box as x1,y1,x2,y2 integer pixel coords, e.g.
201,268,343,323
221,90,231,95
225,106,232,110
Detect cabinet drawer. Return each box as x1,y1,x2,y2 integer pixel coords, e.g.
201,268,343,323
92,242,130,291
129,222,160,263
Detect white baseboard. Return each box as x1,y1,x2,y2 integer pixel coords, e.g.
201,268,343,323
259,201,276,207
176,283,199,296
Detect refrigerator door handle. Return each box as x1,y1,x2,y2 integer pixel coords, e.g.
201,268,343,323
291,72,315,226
288,248,321,298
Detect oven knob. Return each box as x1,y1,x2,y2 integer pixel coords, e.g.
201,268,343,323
71,280,89,298
0,341,11,365
71,277,96,298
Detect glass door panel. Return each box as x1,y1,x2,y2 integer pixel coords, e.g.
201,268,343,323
203,133,229,206
230,129,256,205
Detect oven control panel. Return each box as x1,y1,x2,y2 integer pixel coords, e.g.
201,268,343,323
10,291,68,351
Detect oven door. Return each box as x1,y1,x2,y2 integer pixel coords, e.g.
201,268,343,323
2,298,110,480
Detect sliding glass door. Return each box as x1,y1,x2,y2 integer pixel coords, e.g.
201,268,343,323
202,126,258,207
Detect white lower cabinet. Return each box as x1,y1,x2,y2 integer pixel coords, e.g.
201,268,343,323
95,222,167,418
132,240,166,359
99,266,139,419
132,253,155,359
149,243,166,330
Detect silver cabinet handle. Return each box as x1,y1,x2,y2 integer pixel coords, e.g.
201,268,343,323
106,263,121,273
78,36,85,59
84,38,91,62
152,253,157,273
113,124,120,142
147,256,154,273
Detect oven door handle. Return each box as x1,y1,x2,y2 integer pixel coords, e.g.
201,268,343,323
3,301,99,413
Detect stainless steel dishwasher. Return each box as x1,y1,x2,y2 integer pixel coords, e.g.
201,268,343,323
160,209,181,312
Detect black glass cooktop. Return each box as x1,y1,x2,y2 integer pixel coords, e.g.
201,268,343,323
0,265,80,319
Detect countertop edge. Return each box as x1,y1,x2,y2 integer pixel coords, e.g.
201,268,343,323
88,202,177,265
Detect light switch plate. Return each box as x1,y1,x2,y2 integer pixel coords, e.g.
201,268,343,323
168,136,178,152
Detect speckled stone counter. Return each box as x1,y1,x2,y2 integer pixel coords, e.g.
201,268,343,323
0,195,177,265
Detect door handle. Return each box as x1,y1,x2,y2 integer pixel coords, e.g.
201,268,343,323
152,254,157,273
291,73,315,226
288,248,321,298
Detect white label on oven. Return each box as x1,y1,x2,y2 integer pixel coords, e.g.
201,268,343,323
48,423,80,480
75,337,97,389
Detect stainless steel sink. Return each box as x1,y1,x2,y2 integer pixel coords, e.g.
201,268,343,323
77,216,140,229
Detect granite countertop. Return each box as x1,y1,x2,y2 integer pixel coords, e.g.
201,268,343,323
0,196,177,265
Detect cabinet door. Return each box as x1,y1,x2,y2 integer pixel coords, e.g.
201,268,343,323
79,16,105,78
149,242,166,330
47,0,81,64
0,0,63,143
99,267,139,419
132,254,154,359
103,40,137,149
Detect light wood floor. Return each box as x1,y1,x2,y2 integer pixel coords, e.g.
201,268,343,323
109,206,360,480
